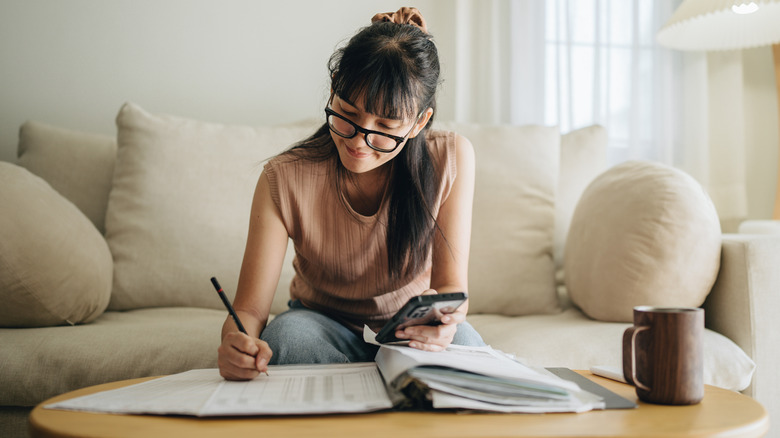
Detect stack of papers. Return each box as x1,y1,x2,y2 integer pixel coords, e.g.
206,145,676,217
46,333,604,416
46,364,393,416
375,343,603,413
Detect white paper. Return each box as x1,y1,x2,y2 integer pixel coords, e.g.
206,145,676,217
365,324,578,393
45,369,222,416
589,365,627,383
46,364,393,416
202,363,392,415
375,342,580,394
429,387,601,413
363,324,381,345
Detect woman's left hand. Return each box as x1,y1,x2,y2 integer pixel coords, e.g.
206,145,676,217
393,289,467,351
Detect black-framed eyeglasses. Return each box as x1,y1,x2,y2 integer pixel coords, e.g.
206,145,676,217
325,106,424,153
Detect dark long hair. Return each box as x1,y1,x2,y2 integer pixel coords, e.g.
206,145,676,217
287,21,441,281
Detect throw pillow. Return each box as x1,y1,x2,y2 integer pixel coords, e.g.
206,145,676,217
0,162,112,327
565,160,721,322
434,122,561,315
106,103,315,311
17,121,117,234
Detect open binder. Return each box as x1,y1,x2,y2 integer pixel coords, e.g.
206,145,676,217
375,342,603,413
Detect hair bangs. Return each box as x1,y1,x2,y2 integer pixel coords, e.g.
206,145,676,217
332,45,421,122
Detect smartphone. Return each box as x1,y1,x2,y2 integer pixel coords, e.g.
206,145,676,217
374,292,468,344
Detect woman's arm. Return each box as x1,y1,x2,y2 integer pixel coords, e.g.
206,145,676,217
395,133,476,351
217,170,289,380
429,133,476,297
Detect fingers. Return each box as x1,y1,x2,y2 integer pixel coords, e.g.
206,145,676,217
409,341,446,352
439,310,466,325
396,320,459,351
218,332,272,381
255,339,273,373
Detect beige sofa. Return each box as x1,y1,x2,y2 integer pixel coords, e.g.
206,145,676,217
0,103,775,437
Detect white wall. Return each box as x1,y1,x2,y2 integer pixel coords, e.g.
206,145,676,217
0,0,455,162
1,0,778,219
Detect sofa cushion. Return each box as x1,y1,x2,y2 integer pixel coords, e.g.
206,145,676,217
564,160,721,322
17,121,117,234
106,103,315,311
469,308,755,392
0,308,224,406
0,162,112,327
434,122,561,316
555,125,607,269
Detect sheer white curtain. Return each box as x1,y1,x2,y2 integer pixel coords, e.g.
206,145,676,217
445,0,545,125
541,0,746,228
444,0,746,228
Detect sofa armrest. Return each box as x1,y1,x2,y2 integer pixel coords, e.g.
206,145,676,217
704,234,780,406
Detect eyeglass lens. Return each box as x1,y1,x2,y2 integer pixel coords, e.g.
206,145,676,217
327,114,398,151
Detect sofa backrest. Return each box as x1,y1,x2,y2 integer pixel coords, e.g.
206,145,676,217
15,104,606,316
18,121,117,234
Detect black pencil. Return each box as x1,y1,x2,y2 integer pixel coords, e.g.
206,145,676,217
211,277,269,376
211,277,247,334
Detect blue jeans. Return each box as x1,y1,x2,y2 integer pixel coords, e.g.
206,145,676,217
261,300,486,365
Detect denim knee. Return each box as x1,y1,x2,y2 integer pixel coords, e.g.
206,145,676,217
452,321,487,347
260,305,378,365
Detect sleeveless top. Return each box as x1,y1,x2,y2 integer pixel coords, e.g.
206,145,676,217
264,129,458,332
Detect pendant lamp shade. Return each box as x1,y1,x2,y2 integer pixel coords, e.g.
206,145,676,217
657,0,780,51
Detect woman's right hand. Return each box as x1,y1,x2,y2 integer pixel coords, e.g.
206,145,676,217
217,171,287,381
217,331,273,380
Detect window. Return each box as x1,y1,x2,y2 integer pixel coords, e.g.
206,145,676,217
544,0,679,164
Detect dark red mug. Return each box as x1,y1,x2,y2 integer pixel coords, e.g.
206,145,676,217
622,306,704,405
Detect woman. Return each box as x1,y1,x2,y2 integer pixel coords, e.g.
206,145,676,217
218,7,484,381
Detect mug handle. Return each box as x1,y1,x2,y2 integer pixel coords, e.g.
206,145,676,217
622,325,651,391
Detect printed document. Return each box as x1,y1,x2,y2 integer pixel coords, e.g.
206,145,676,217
46,364,392,416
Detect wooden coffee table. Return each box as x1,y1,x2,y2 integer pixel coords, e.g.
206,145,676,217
29,371,769,438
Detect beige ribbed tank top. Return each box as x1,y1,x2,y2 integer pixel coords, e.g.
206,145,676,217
264,129,457,332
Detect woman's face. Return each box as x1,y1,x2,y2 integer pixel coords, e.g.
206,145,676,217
328,94,432,176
